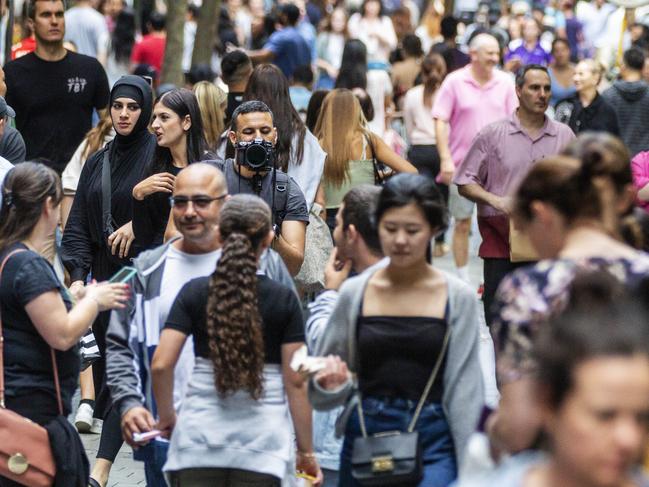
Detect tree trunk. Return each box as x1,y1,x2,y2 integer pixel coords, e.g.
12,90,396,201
192,0,221,67
160,0,185,86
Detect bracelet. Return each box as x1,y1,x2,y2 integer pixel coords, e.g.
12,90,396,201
297,451,316,459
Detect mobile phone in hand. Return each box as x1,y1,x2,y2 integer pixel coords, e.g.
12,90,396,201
132,430,162,443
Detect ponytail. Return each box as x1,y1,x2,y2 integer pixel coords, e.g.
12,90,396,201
204,195,272,399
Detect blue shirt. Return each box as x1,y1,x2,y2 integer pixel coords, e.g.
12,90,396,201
505,42,551,66
264,26,312,79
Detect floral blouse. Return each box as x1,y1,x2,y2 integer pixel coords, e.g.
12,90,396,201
492,256,649,385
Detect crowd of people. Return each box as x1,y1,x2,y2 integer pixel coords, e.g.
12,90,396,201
1,0,649,486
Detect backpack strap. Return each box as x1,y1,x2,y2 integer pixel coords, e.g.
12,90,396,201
272,170,290,233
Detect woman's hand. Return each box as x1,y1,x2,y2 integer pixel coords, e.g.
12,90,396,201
84,281,130,312
297,452,323,487
132,172,176,201
108,221,135,259
314,355,351,391
69,280,86,301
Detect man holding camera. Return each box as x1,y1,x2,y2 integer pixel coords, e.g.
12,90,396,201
209,100,309,275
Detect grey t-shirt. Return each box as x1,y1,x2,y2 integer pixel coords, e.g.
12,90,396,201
0,126,26,165
64,5,109,58
207,158,309,231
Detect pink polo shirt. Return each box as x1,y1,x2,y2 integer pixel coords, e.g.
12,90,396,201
432,65,518,167
632,152,649,213
454,112,575,258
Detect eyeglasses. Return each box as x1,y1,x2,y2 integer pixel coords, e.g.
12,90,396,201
169,194,228,209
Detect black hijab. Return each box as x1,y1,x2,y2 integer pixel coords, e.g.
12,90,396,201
107,75,156,170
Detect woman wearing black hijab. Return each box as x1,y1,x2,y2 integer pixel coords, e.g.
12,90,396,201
61,75,156,487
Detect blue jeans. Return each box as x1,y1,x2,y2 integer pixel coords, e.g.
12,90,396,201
339,397,456,487
133,439,170,487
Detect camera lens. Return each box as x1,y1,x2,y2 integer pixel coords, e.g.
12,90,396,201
246,144,268,169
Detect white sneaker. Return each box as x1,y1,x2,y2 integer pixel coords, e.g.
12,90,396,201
89,418,103,435
74,403,94,433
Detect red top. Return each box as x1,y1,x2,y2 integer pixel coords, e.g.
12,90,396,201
11,37,36,60
130,34,166,74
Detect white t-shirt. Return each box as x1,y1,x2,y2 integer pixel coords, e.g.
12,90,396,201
0,155,13,207
158,244,222,409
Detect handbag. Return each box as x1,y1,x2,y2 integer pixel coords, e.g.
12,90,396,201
351,326,451,486
294,203,334,295
0,249,58,487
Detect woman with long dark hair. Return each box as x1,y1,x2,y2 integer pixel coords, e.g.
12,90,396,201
0,162,128,487
335,39,368,91
132,88,208,249
61,75,156,487
105,7,136,85
311,173,483,486
152,195,322,486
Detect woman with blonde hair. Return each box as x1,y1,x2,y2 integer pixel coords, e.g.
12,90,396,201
554,58,619,135
192,81,227,153
314,88,416,229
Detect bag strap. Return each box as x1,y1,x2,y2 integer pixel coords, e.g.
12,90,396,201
365,133,384,186
357,325,452,438
0,248,63,415
101,149,112,234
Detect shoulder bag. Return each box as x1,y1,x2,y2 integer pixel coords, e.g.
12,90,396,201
0,249,58,487
351,326,451,486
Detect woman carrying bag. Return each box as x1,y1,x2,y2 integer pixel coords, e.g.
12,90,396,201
0,162,128,487
310,174,483,486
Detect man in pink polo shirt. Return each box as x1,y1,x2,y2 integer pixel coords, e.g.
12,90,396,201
433,33,518,283
454,64,575,326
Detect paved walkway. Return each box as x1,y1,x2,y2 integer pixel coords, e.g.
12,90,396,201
77,220,496,486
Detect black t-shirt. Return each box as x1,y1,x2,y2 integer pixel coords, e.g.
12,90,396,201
0,243,78,415
4,51,110,174
165,275,305,363
208,158,309,231
225,92,244,125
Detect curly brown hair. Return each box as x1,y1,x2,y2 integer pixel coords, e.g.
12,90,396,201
206,194,272,399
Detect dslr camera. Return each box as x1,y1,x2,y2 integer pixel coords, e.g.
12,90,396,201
235,138,275,172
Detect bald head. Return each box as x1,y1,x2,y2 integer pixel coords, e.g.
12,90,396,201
174,162,227,196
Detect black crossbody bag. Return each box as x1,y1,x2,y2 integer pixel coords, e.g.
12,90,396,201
351,326,451,486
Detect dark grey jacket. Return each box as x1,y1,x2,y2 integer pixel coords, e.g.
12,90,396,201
602,80,649,156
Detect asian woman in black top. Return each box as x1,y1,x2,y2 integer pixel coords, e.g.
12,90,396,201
0,162,128,487
61,74,156,487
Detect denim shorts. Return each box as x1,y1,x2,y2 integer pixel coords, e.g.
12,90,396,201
338,396,457,487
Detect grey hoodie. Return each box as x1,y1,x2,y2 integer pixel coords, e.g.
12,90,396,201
602,80,649,156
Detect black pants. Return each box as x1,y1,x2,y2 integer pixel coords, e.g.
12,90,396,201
408,145,448,244
483,258,529,327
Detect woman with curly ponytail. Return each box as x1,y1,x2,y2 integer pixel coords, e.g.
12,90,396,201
152,194,322,486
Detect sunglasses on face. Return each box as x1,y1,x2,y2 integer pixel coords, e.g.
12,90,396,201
169,194,228,209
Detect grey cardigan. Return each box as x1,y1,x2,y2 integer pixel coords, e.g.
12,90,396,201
308,268,484,465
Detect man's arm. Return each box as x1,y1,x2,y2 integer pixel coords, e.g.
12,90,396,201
273,220,306,276
246,48,275,64
434,118,455,185
458,183,510,214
